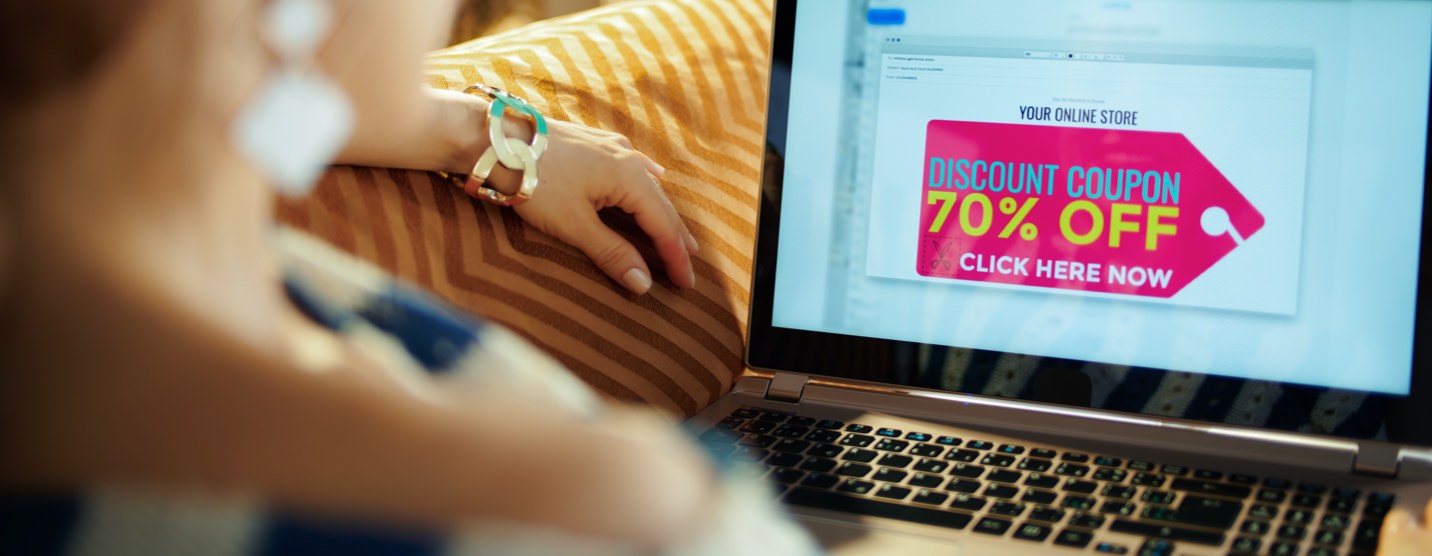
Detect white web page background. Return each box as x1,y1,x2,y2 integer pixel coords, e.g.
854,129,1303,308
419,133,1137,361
771,0,1429,394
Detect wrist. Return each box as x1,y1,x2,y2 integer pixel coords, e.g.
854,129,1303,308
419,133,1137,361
446,90,536,197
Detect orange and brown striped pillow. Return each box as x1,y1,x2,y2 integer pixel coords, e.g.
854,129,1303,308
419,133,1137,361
276,0,772,417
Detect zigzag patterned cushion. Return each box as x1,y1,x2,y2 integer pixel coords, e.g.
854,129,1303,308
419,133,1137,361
276,0,771,417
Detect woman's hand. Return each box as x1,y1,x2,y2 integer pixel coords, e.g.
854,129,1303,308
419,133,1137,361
1380,498,1432,555
336,88,697,295
495,119,698,295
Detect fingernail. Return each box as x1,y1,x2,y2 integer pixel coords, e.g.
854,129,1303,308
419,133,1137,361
653,163,668,178
688,267,697,289
623,268,652,294
685,233,700,254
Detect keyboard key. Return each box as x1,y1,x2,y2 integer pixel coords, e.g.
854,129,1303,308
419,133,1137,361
1139,539,1174,556
784,487,973,530
801,472,839,489
943,449,979,463
1021,489,1057,505
949,493,987,511
1109,518,1225,546
787,416,816,427
985,484,1019,499
1353,519,1381,551
1061,495,1096,510
1093,542,1129,554
1276,524,1305,540
872,468,907,483
1160,465,1188,476
989,501,1026,517
980,454,1016,467
998,444,1026,455
1268,541,1298,556
1062,452,1091,463
1306,548,1337,556
729,446,761,461
1169,478,1252,499
803,460,841,477
1055,463,1090,477
912,459,947,473
1313,528,1343,546
877,454,913,468
699,428,742,444
1094,456,1123,467
972,516,1012,536
1101,501,1136,516
909,444,945,458
1131,473,1166,487
1054,529,1093,548
987,470,1023,483
1326,497,1356,514
1093,468,1128,482
1249,503,1278,520
1012,522,1051,541
1025,473,1060,489
842,448,877,463
1127,460,1154,472
1173,494,1243,529
875,484,912,501
909,472,944,488
945,479,981,493
837,479,876,494
1101,485,1136,499
773,438,811,453
966,440,995,450
839,433,874,448
1141,490,1175,505
905,432,932,442
1229,536,1261,555
1321,513,1351,530
1030,507,1066,523
1332,487,1361,500
935,436,962,446
1240,520,1270,535
808,443,842,459
845,424,873,433
1062,479,1098,494
741,434,776,448
1256,489,1286,503
815,419,843,430
875,428,902,438
1070,513,1105,529
874,439,910,453
759,411,790,423
715,416,743,429
771,468,804,484
773,425,810,438
1017,458,1052,472
1193,469,1224,480
767,452,803,467
837,462,873,478
805,430,840,443
1228,473,1258,485
1285,508,1314,525
732,408,760,419
948,463,985,478
1298,482,1327,494
913,489,948,506
1030,448,1058,459
1291,493,1322,508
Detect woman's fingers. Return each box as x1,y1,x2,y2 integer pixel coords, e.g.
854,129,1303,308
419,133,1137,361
1378,502,1432,556
562,211,656,294
612,165,695,290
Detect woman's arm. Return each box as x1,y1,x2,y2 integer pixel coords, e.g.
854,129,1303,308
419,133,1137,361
334,88,698,295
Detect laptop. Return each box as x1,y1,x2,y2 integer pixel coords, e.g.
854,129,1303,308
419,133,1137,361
686,1,1432,554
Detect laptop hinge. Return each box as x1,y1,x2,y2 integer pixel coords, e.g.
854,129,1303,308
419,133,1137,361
764,372,810,403
1353,441,1402,478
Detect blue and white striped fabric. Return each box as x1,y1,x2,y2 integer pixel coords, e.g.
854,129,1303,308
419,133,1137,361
0,230,819,556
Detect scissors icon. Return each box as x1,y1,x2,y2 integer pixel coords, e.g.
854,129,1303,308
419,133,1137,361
928,239,956,272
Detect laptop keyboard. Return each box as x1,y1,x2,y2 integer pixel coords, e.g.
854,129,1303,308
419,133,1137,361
701,407,1396,556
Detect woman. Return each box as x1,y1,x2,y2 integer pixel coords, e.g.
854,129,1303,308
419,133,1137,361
0,0,811,552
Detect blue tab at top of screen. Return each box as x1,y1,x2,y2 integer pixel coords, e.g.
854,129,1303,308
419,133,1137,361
867,8,906,26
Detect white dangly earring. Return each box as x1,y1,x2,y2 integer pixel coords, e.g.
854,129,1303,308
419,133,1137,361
231,0,354,197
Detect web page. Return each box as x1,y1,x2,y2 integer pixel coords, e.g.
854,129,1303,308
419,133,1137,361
772,0,1430,394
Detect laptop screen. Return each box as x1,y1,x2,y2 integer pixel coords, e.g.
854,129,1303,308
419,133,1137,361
752,0,1432,443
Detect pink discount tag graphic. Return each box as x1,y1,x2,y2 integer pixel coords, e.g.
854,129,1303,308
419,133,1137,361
916,120,1264,299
